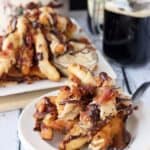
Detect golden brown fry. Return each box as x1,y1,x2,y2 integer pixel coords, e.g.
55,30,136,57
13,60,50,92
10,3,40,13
3,16,28,50
35,96,57,115
39,12,53,26
55,85,82,120
65,19,77,39
50,41,66,56
0,16,28,77
59,124,90,150
69,41,86,51
48,96,57,105
34,29,60,81
56,15,68,32
94,72,115,87
55,86,71,116
48,119,74,132
0,50,16,76
40,127,53,140
35,99,46,113
33,63,133,150
89,117,125,150
68,64,97,86
43,114,56,127
60,136,89,150
29,67,46,79
19,47,33,75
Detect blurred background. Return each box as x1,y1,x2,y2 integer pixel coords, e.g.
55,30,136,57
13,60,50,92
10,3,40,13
70,0,87,10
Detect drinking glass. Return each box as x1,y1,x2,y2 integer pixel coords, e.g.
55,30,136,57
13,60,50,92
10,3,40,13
87,0,105,34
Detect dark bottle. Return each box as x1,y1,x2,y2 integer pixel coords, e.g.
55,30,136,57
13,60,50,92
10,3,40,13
103,4,150,65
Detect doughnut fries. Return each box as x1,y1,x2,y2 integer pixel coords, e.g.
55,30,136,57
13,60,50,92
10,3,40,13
33,64,136,150
0,3,98,85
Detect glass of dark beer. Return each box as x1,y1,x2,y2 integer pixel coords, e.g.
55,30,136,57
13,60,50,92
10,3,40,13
103,0,150,65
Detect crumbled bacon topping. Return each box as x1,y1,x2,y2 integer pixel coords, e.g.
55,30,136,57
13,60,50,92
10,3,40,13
26,2,39,10
95,87,118,104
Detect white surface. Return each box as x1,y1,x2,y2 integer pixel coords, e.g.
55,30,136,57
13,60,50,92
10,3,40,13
18,90,150,150
0,11,150,150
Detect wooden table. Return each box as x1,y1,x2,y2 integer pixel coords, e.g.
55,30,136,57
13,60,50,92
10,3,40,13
0,11,150,150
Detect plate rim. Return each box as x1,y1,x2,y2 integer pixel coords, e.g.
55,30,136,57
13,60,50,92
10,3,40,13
18,90,59,150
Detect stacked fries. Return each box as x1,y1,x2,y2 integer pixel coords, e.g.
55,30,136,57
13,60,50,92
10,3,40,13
0,3,98,85
34,64,135,150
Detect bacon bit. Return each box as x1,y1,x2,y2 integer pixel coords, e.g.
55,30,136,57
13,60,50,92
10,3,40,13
43,97,51,105
0,36,3,48
79,85,96,97
60,86,70,91
95,88,117,104
67,43,74,50
60,99,80,105
34,120,41,131
26,2,39,9
3,51,9,57
99,72,109,81
69,74,81,85
87,104,100,123
54,44,65,54
34,10,41,18
7,42,13,49
25,9,40,20
25,33,33,48
79,37,91,44
48,2,63,8
67,20,74,30
51,13,57,26
48,120,74,131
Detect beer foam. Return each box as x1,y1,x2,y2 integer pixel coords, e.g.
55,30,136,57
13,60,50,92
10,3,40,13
105,1,150,18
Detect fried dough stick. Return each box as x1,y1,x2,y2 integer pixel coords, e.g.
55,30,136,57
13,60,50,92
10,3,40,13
3,16,28,50
35,96,75,139
0,50,16,77
0,16,28,76
59,124,90,150
29,67,46,79
89,117,126,150
68,64,97,86
55,85,88,121
34,29,60,81
39,8,67,56
34,96,57,140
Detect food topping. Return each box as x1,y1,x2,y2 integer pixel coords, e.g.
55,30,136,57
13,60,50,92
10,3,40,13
33,64,135,150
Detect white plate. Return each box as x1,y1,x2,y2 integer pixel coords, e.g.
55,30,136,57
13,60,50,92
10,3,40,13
0,50,116,96
0,18,116,96
18,90,150,150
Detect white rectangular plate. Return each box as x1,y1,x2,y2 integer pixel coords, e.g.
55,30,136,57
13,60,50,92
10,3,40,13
0,19,116,96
